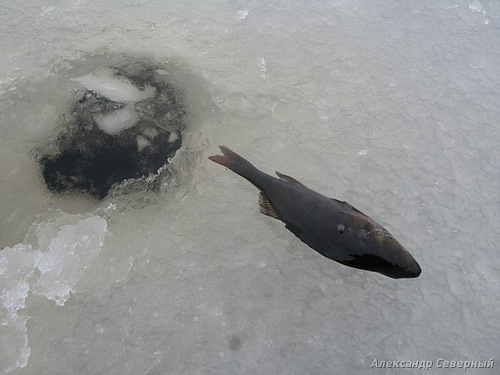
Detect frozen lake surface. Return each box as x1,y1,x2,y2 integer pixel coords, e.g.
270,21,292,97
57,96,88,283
1,0,499,374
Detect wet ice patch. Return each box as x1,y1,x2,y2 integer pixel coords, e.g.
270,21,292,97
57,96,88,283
38,59,187,199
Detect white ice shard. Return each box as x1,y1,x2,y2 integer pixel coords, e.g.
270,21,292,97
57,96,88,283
238,9,249,20
0,312,31,373
0,245,36,311
0,213,107,373
32,215,108,306
93,104,139,135
73,67,156,103
0,245,36,373
469,0,486,13
136,135,151,151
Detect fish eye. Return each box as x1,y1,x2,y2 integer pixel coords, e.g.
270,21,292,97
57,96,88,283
336,224,345,233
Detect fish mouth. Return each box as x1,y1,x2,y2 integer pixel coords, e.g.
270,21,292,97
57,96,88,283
403,261,422,278
361,230,422,279
342,253,422,279
378,260,421,279
383,265,421,279
371,264,421,279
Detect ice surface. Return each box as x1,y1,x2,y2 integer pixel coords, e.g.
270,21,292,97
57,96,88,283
0,0,499,374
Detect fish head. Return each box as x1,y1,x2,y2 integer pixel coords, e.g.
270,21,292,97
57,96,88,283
341,227,422,279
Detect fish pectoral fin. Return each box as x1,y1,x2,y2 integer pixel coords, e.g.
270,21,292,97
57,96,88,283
275,171,305,186
258,192,282,220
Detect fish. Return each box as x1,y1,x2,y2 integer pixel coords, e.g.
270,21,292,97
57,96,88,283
209,146,421,279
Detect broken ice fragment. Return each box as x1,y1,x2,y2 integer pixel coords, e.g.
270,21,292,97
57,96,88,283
73,67,156,103
238,9,249,20
258,57,267,79
0,245,36,312
93,104,138,135
136,135,151,151
469,0,486,14
168,132,178,142
33,216,107,306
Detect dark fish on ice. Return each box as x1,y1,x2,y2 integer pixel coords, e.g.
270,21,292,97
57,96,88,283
209,146,421,279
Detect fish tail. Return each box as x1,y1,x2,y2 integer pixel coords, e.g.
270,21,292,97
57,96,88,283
209,145,257,174
209,145,268,190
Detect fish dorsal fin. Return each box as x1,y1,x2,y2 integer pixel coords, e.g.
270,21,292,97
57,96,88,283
258,192,282,220
275,171,304,186
332,198,370,218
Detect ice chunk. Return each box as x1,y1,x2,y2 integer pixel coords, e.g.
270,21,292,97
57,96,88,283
73,67,156,103
0,214,106,372
168,131,178,142
136,135,151,151
0,313,31,373
258,57,267,79
238,9,249,20
0,245,36,312
93,104,139,135
143,126,158,140
32,215,108,306
469,0,486,13
0,245,36,373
